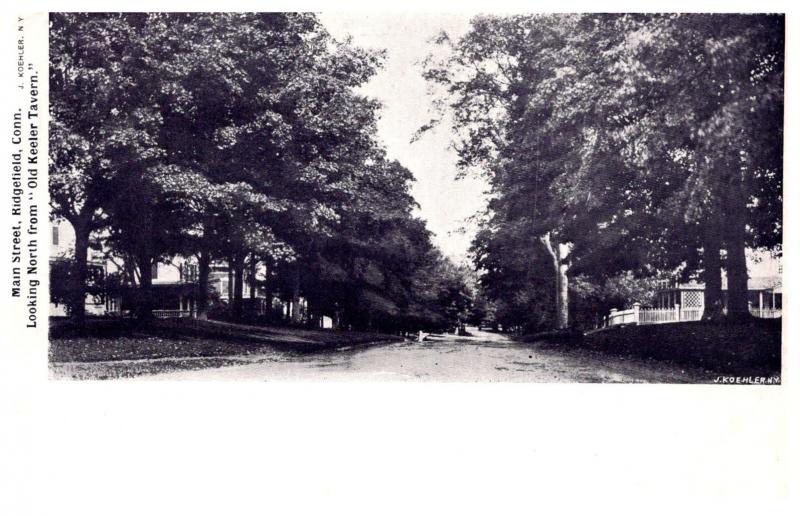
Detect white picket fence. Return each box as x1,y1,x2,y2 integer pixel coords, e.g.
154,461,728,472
152,309,195,318
605,304,699,327
639,306,700,324
602,303,781,328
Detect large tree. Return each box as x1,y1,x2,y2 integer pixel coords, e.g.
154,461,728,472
52,13,387,321
50,13,163,323
51,12,468,332
151,13,386,322
422,13,783,329
620,14,784,319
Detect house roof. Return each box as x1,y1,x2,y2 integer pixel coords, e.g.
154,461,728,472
723,275,782,292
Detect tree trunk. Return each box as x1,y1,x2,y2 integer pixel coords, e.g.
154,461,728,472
227,258,234,304
725,180,750,320
248,253,256,300
552,253,562,327
70,218,90,326
557,243,570,329
125,256,138,287
333,306,342,330
136,255,154,321
540,233,571,330
701,212,724,320
231,254,244,320
306,297,316,328
196,252,210,321
290,265,302,324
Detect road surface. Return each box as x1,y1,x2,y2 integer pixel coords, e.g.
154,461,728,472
80,327,707,382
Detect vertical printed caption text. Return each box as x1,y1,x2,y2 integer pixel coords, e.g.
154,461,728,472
10,16,41,328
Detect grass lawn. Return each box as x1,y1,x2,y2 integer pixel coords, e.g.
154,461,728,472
578,318,781,378
49,317,402,364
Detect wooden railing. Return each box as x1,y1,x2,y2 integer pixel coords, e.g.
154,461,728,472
749,307,782,319
606,307,638,326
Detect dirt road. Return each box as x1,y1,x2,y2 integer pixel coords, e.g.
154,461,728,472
57,327,708,382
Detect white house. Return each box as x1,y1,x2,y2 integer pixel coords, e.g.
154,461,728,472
603,251,782,327
49,219,262,318
49,220,337,326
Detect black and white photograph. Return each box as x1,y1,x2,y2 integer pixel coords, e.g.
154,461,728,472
45,12,784,382
1,4,796,514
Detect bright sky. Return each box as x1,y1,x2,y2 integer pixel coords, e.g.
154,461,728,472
319,13,488,263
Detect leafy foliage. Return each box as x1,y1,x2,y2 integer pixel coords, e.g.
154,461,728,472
423,14,783,330
50,13,471,331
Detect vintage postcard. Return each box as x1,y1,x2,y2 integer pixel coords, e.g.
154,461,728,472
31,12,783,383
1,5,794,513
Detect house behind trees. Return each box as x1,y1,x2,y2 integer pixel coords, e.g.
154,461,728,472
49,220,328,325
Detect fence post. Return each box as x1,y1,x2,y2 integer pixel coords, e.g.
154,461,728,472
609,308,617,326
675,303,681,322
632,303,641,324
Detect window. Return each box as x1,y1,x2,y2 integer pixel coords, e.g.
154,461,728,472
151,263,159,280
52,226,59,246
179,263,198,282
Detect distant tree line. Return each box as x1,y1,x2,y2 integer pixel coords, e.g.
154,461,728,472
423,13,783,331
50,12,472,332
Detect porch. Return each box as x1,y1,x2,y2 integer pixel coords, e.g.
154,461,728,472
110,283,198,318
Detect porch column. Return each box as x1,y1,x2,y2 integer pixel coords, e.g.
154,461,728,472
759,291,763,315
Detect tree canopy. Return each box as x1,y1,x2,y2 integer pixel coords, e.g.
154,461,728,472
50,12,472,332
423,13,783,329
